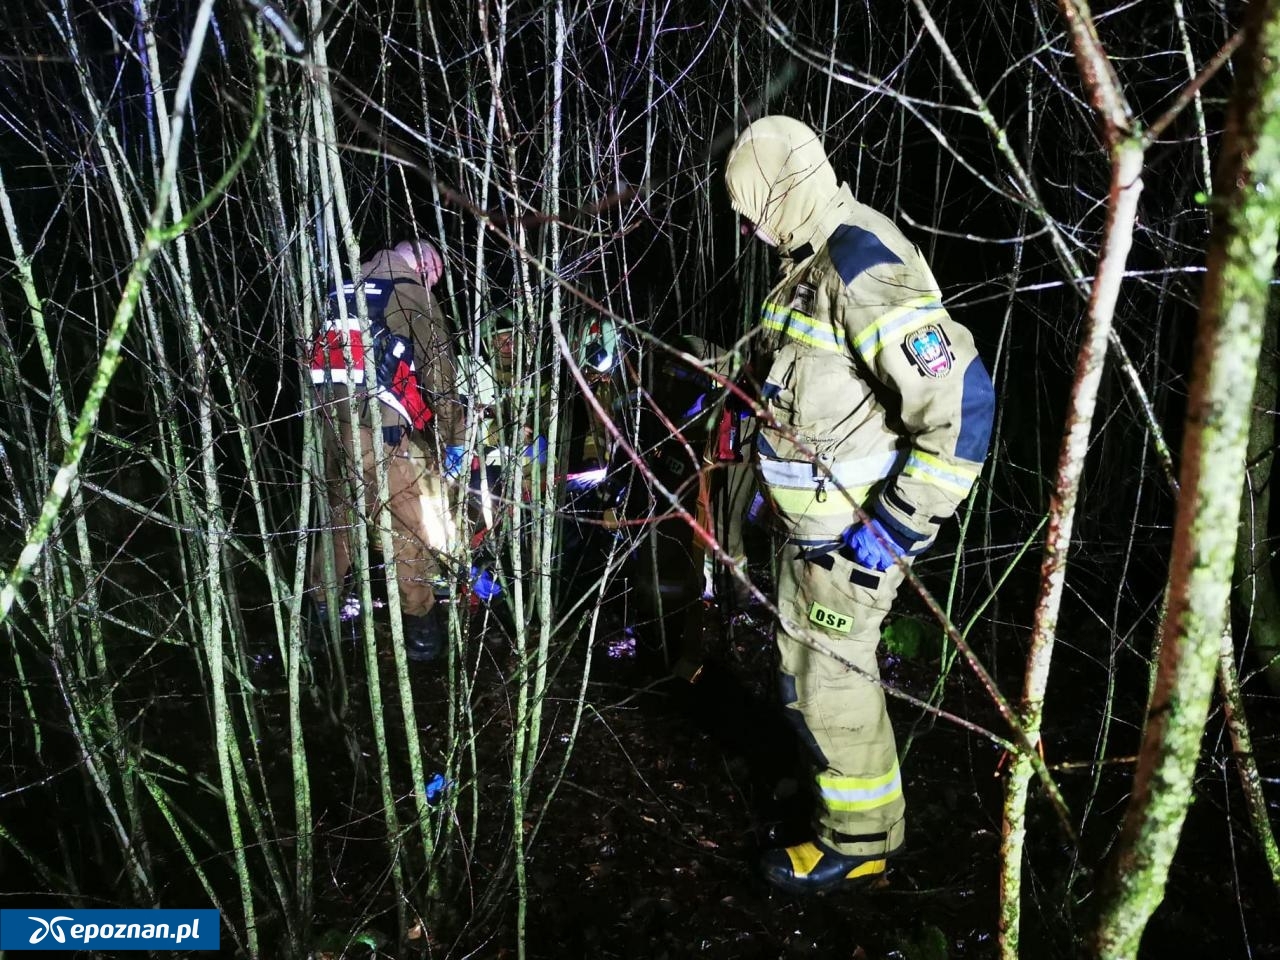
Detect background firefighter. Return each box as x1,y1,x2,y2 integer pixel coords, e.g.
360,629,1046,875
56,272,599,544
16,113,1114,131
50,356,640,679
595,334,759,662
452,304,552,614
306,239,466,662
724,116,995,893
659,335,759,614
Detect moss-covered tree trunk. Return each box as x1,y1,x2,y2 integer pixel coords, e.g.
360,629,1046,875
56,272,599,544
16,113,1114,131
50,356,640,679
1093,3,1280,955
1235,290,1280,691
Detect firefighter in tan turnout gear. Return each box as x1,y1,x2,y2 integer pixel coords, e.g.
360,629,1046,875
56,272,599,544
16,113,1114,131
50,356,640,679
724,117,994,893
307,240,466,662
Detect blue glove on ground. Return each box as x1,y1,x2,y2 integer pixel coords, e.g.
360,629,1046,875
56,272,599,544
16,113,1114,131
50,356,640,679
425,772,452,804
443,445,467,480
470,566,503,602
843,518,907,573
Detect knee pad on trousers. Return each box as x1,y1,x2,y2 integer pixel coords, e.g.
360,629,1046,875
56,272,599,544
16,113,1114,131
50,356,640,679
779,671,829,767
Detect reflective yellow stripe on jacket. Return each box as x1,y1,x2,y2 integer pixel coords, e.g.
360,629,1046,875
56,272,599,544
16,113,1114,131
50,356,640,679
757,452,897,523
767,484,873,522
851,296,945,365
762,301,845,354
902,450,980,498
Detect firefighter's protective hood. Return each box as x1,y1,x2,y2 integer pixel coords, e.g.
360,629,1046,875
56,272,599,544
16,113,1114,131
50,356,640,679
724,116,853,257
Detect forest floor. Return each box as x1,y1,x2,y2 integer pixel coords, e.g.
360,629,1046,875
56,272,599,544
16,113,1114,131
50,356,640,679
298,565,1280,960
9,516,1276,959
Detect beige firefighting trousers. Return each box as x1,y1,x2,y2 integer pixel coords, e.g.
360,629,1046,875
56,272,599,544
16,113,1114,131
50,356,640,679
775,539,908,859
309,421,458,616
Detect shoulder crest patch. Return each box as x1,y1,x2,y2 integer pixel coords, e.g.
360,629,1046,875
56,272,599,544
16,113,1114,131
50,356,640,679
903,324,953,378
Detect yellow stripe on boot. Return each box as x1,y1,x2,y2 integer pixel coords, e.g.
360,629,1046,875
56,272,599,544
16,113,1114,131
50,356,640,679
763,839,888,894
785,841,826,877
846,858,887,880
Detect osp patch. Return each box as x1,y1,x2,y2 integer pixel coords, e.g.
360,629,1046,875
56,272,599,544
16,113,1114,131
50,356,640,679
808,600,854,634
903,324,953,378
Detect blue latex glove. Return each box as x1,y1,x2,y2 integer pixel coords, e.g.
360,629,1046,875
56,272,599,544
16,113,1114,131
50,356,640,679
843,518,907,573
425,772,452,804
443,445,467,480
470,566,503,602
523,435,548,465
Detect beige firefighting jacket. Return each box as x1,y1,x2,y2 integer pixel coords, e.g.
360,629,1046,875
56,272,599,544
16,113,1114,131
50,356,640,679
725,116,994,547
318,250,465,451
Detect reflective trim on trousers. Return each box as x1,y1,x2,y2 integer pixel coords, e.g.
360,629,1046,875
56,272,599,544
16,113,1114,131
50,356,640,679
817,763,903,812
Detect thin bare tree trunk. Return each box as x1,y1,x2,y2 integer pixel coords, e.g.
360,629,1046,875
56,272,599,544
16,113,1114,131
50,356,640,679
999,2,1141,952
1094,2,1280,953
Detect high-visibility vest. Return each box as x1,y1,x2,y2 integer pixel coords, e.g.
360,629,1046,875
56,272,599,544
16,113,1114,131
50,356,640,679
309,279,433,430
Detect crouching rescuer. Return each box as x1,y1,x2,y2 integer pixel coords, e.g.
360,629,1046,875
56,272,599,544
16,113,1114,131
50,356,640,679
306,239,465,662
724,117,995,893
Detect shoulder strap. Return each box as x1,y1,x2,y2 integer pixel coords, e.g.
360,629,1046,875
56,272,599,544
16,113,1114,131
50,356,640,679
329,277,421,320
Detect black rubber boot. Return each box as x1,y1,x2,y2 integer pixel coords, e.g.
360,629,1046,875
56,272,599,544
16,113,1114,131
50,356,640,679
403,609,446,662
759,837,889,895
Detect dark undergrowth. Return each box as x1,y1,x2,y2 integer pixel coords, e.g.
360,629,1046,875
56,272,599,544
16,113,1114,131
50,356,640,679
3,542,1279,959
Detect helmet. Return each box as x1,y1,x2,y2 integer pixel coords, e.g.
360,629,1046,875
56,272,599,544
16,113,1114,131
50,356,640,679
578,318,620,374
475,305,519,373
479,306,517,351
